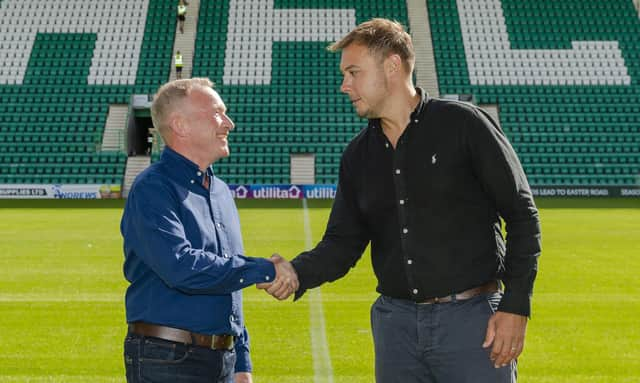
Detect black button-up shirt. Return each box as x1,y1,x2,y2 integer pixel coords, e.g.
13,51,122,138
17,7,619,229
292,89,541,316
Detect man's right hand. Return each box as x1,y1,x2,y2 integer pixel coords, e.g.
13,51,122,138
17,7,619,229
256,254,299,300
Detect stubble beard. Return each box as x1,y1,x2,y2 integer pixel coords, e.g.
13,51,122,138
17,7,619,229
357,76,389,120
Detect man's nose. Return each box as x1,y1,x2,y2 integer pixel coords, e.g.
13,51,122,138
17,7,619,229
224,115,235,131
340,77,350,94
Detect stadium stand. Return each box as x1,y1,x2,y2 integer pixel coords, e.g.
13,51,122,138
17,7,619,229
429,0,640,186
0,0,175,185
1,0,638,188
190,0,409,184
193,0,639,186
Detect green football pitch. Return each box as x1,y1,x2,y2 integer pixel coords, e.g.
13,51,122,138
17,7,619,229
0,198,638,382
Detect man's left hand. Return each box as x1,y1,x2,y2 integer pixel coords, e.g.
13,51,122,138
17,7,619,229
235,372,252,383
482,311,528,368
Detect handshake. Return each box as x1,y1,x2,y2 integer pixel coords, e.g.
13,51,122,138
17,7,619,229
256,254,299,300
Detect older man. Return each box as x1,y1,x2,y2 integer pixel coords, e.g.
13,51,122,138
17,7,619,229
121,78,298,383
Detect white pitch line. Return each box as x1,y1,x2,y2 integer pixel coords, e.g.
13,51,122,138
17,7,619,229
302,198,334,383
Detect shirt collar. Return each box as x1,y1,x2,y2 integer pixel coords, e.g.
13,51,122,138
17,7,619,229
367,87,429,131
159,146,213,188
411,87,428,120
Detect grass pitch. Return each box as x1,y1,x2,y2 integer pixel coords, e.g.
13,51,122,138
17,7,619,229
0,198,638,382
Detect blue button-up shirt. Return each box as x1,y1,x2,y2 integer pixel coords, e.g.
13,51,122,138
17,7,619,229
121,147,276,372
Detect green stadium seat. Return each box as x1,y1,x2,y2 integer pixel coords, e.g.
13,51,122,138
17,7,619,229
428,0,640,187
0,0,178,185
3,0,638,187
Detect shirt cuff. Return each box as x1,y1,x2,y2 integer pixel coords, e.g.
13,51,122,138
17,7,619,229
293,288,307,301
236,256,276,287
291,260,308,301
497,291,531,317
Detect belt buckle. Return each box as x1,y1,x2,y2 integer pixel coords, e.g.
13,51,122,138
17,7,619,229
213,335,234,350
418,294,453,305
417,297,437,305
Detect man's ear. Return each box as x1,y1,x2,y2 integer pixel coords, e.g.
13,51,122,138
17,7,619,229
385,54,402,75
169,113,188,138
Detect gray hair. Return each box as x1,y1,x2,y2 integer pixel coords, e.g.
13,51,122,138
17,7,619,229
150,78,214,140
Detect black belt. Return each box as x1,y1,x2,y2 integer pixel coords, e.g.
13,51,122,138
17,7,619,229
129,322,235,350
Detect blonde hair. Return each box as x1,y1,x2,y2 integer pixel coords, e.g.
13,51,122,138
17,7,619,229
328,18,415,73
150,78,214,139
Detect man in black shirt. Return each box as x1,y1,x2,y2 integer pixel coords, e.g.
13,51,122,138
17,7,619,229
262,18,541,382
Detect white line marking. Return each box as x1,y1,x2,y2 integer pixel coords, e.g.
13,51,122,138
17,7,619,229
302,198,334,383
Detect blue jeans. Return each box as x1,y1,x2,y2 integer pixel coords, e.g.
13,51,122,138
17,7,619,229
371,292,517,383
124,333,236,383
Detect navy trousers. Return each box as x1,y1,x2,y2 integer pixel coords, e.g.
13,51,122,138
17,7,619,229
371,292,517,383
124,333,236,383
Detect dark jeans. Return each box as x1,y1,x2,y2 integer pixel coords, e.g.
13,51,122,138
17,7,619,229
124,333,236,383
371,292,517,383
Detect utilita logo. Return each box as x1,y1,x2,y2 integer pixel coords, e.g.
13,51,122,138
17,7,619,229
231,185,249,199
305,187,336,199
252,186,302,199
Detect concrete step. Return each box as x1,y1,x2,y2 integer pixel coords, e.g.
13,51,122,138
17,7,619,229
122,156,151,198
170,0,200,81
407,0,440,97
102,105,128,151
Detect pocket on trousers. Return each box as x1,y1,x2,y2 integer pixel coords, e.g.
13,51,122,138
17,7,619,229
371,296,393,316
139,338,191,365
124,336,140,363
374,305,392,314
371,296,394,337
124,336,140,382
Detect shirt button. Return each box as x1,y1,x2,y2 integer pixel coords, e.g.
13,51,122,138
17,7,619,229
407,259,413,265
216,223,221,228
229,315,235,322
224,252,229,258
395,169,401,175
190,179,195,184
414,119,418,123
385,143,389,148
402,228,408,234
412,289,418,294
239,278,244,283
399,199,405,205
265,275,270,281
197,171,202,176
